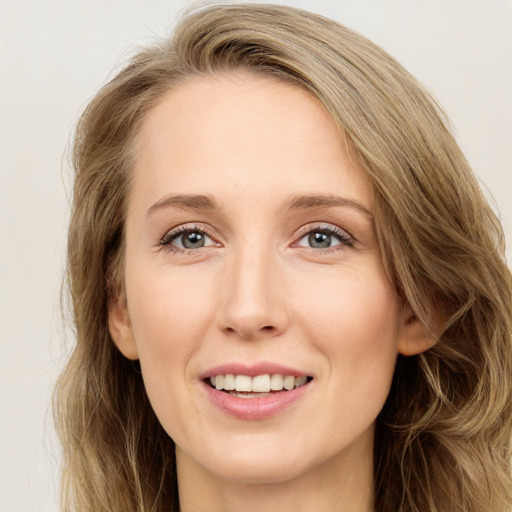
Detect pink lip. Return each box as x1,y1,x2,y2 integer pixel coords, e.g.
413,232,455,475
198,361,313,420
201,380,311,420
199,362,310,379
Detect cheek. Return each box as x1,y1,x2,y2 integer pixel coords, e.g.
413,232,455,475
294,262,400,347
125,267,216,409
127,265,215,349
293,264,400,406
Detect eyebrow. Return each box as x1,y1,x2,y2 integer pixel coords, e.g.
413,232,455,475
285,194,372,218
147,194,219,216
147,192,372,218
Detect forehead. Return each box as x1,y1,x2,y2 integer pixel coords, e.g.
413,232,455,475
130,71,371,212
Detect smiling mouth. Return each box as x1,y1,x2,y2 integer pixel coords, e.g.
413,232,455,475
206,374,313,398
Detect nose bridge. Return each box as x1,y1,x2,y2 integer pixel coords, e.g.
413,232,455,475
218,235,286,339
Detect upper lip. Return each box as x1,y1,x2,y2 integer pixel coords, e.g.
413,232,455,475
199,362,312,380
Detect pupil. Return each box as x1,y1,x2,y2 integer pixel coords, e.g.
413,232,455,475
309,231,331,248
183,231,204,249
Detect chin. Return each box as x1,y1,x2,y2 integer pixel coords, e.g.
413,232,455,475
178,429,352,487
209,455,311,485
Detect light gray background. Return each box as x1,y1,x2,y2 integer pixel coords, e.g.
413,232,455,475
1,1,511,510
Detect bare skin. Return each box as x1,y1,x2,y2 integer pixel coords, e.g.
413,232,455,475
109,71,435,512
177,424,373,512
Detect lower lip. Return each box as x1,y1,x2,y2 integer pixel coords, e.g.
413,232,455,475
201,381,311,420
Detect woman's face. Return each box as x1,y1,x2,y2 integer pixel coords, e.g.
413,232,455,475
111,72,410,484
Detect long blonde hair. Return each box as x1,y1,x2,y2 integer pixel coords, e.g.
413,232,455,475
54,4,512,511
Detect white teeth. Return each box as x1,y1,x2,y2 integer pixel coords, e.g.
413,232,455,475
294,376,307,388
208,373,310,393
283,375,295,391
215,375,224,390
234,375,252,392
252,374,271,392
223,374,235,391
270,374,284,390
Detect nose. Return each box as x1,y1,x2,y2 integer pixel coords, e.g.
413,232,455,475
216,243,289,340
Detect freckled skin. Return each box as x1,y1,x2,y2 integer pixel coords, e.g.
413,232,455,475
110,72,419,512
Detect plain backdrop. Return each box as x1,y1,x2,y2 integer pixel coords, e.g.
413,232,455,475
1,1,511,510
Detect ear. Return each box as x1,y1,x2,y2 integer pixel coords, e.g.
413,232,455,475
108,291,139,360
397,306,440,356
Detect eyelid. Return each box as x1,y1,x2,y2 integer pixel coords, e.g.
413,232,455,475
159,223,220,250
292,223,355,248
158,221,355,254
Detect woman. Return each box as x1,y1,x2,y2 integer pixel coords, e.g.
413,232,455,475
54,4,512,511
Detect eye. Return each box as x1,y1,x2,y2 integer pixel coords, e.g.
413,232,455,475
295,226,353,250
160,225,217,252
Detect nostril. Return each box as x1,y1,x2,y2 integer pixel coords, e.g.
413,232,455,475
221,321,281,340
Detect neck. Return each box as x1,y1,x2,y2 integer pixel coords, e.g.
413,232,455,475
177,428,374,512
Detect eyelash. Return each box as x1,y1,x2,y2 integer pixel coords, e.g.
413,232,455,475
159,223,354,254
159,224,217,254
294,224,354,251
